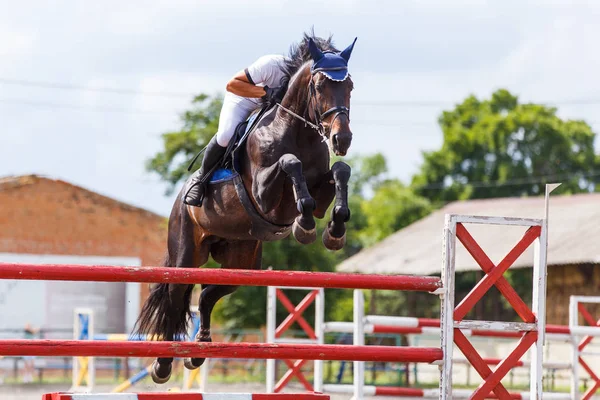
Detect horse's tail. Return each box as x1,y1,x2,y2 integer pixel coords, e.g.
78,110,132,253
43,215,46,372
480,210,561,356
131,254,193,340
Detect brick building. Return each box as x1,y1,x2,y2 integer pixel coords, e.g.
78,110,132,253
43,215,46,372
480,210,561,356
0,175,167,333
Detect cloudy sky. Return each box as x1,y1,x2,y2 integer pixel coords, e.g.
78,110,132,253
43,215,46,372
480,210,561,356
1,0,599,216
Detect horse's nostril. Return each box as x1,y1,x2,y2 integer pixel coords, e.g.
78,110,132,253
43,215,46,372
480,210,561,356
332,134,339,147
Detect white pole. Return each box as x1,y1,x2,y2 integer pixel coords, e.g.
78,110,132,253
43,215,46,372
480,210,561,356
530,183,558,400
200,359,209,392
314,288,325,392
570,296,580,400
353,289,365,400
71,308,93,392
71,308,80,392
530,217,548,400
440,214,456,400
88,310,95,391
266,285,276,393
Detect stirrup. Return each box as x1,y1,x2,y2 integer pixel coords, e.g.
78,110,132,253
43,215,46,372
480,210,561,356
183,178,207,207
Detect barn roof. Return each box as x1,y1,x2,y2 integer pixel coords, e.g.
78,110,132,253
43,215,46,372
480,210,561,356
336,192,600,276
0,174,166,263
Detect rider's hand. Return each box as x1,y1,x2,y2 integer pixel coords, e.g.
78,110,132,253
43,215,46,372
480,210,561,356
262,86,285,105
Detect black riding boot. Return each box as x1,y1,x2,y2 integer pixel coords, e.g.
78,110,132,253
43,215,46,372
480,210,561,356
184,136,227,207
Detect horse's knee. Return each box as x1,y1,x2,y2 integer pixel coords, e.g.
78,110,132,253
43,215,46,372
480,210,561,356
332,161,351,183
333,205,351,223
278,154,302,175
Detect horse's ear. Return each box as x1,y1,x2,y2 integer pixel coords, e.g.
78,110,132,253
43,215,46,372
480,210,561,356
340,37,357,62
308,38,324,62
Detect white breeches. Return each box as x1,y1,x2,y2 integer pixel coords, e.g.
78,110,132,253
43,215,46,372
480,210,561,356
215,94,258,147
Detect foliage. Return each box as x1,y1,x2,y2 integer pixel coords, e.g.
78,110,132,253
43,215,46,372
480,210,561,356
359,180,432,247
412,89,599,204
147,94,223,193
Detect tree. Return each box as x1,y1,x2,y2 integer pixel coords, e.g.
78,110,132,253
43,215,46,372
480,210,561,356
147,94,223,192
359,180,432,247
412,89,599,204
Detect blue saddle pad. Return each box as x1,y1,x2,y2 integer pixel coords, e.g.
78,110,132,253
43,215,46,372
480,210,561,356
210,168,236,183
245,112,259,134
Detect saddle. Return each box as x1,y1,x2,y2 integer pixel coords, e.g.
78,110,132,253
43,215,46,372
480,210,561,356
185,103,292,240
201,103,276,184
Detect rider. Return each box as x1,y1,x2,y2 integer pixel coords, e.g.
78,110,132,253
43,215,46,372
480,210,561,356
183,54,288,207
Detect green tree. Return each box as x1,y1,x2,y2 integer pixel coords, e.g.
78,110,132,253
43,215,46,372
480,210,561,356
412,89,599,204
359,180,432,247
147,94,223,192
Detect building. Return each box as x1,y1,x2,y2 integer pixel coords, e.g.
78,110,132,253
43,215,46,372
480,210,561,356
336,192,600,325
0,175,167,334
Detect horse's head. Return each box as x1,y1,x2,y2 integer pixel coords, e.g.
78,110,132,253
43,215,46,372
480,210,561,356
307,38,356,156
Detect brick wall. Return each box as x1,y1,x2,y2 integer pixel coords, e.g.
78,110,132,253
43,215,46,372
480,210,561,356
0,175,168,304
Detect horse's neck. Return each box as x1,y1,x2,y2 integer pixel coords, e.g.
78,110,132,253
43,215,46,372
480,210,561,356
274,66,323,148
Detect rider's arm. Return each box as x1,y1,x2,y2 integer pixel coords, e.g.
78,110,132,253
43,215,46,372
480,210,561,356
226,70,267,98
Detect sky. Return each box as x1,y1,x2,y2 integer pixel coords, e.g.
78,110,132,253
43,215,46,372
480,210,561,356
1,0,599,216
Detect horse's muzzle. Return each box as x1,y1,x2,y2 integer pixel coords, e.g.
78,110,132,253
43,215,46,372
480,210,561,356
332,132,352,156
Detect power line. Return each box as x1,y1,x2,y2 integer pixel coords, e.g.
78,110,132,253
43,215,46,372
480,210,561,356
415,170,600,191
4,77,600,107
0,98,179,116
0,78,195,99
1,97,600,127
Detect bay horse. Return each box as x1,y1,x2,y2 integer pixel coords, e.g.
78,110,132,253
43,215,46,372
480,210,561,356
133,34,356,384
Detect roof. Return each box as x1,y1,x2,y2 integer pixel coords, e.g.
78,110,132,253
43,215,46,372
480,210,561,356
0,174,167,263
337,192,600,276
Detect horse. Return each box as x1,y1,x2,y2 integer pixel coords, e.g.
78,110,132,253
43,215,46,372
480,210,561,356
133,34,356,384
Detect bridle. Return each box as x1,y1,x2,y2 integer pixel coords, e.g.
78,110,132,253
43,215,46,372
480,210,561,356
276,68,350,143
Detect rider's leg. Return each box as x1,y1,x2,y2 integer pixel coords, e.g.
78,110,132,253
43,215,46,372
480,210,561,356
184,96,254,207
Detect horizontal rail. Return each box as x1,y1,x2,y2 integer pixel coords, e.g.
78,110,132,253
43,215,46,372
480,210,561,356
43,393,331,400
0,263,442,292
0,340,443,363
451,214,543,227
362,316,570,335
454,320,536,332
322,386,571,399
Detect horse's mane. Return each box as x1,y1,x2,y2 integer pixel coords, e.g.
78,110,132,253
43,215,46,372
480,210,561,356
280,31,339,89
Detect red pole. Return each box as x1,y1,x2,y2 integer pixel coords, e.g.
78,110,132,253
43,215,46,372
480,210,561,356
0,263,442,292
0,340,443,363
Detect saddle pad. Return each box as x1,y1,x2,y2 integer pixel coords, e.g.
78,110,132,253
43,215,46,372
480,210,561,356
210,168,236,183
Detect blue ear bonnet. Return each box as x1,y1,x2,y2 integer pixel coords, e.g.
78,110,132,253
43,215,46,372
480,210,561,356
308,37,357,82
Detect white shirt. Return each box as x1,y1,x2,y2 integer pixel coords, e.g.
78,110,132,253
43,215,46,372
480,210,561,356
225,54,287,109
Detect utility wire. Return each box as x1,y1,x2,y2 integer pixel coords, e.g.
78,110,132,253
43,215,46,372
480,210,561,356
0,98,179,116
414,170,600,190
4,77,600,107
2,98,600,127
0,78,194,99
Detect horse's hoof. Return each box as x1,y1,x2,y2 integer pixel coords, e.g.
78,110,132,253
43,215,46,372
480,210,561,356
322,223,346,251
185,336,211,369
292,220,316,244
184,357,204,370
150,360,172,384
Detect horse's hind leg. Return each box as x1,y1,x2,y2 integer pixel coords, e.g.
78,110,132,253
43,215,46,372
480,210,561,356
143,197,209,384
183,284,237,369
184,239,262,369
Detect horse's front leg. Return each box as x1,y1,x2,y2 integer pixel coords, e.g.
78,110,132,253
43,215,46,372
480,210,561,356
254,153,317,244
320,161,351,250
